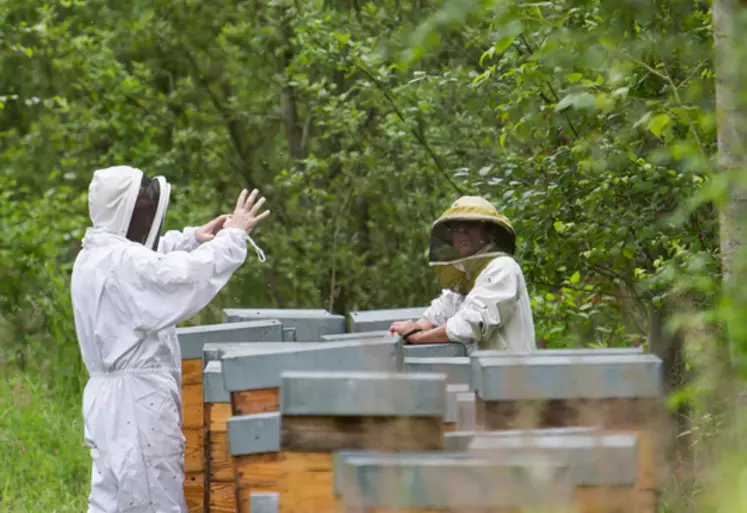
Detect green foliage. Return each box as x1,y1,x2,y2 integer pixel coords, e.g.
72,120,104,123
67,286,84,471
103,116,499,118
0,0,721,373
0,176,88,397
403,0,717,347
0,0,721,379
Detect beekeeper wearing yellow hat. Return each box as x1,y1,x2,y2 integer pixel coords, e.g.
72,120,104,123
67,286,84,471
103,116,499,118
389,196,535,354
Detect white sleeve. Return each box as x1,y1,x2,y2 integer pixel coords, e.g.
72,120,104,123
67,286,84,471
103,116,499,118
422,289,463,327
445,258,520,345
113,228,248,333
157,227,200,254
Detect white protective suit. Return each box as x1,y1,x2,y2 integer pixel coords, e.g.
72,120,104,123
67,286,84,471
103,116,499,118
71,166,254,513
422,255,536,354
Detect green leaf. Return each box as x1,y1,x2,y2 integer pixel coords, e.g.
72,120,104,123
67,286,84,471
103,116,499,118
569,271,580,284
612,87,630,98
647,113,670,137
555,92,596,111
493,35,517,55
479,47,495,67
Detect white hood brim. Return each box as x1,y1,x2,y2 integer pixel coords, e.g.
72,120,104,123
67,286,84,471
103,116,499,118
86,166,171,250
144,176,171,250
88,166,144,237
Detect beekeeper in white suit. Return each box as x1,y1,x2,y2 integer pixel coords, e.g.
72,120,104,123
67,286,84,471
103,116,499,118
388,196,535,354
71,165,270,513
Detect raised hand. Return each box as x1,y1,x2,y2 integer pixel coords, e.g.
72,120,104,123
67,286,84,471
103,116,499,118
224,189,271,234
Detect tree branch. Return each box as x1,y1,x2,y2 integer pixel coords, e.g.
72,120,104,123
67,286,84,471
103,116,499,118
517,35,580,139
604,45,707,159
352,61,465,194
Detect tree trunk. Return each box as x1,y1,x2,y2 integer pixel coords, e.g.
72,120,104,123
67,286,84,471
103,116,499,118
713,0,747,290
712,0,747,447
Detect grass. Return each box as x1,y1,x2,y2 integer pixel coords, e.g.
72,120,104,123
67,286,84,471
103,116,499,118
0,368,89,512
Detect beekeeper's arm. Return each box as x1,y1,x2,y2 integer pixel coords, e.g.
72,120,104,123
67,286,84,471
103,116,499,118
408,257,520,348
115,227,251,333
387,290,462,336
157,227,200,253
157,215,231,254
422,289,463,327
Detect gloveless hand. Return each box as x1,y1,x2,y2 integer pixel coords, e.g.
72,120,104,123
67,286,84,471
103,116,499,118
224,188,271,233
195,214,230,243
388,320,420,336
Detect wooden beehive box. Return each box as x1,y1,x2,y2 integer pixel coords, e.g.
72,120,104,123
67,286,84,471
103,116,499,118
177,320,283,513
335,453,574,513
472,352,666,492
278,371,448,513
